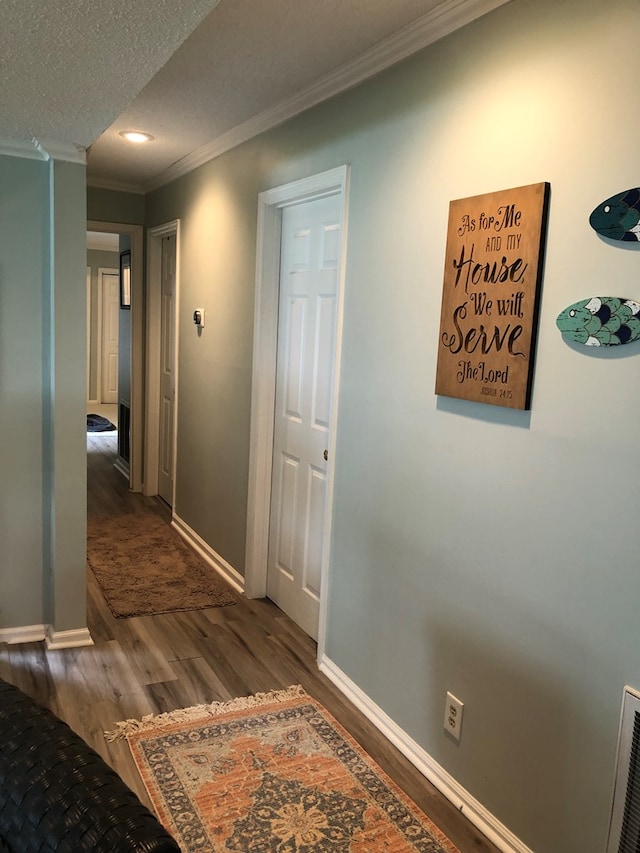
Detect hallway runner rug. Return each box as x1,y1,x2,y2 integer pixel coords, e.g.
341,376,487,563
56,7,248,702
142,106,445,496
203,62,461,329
88,513,236,617
108,685,460,853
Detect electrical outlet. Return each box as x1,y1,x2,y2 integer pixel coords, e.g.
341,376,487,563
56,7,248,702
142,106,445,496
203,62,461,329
444,691,464,742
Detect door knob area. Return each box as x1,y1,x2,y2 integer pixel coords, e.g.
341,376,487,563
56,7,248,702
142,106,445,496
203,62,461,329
323,449,328,461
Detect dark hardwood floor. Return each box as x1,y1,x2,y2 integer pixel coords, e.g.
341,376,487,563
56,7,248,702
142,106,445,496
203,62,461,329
0,432,499,852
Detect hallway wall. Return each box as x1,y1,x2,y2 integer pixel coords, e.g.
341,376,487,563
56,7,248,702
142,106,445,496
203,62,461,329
87,187,145,226
0,152,87,639
0,155,49,628
143,0,639,849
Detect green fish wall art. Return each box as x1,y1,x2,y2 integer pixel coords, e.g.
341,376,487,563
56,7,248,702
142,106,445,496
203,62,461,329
557,190,640,347
556,297,640,346
589,188,640,242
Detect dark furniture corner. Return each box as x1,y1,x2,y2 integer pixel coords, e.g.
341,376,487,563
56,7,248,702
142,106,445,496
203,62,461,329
0,678,180,852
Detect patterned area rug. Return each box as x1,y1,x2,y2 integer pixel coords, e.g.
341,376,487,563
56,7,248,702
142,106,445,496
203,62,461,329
108,686,459,853
88,514,236,617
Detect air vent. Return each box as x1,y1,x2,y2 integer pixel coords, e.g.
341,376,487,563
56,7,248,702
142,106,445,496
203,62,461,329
607,688,640,852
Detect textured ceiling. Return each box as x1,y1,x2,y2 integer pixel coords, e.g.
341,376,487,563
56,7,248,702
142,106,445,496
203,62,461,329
87,0,437,189
0,0,221,146
1,0,511,192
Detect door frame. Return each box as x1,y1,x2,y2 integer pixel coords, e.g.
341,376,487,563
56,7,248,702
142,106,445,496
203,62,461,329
245,165,350,658
87,221,144,491
144,220,181,503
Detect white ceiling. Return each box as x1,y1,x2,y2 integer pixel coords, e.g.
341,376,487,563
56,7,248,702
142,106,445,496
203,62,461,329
3,0,511,193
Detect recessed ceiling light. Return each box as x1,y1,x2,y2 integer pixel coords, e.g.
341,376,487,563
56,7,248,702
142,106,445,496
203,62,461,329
119,131,154,143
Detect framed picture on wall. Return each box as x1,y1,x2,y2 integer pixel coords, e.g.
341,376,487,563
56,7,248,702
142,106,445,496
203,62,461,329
434,182,550,410
119,250,131,309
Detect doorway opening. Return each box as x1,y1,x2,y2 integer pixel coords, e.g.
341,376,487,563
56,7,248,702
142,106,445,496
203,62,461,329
86,231,120,471
87,220,144,491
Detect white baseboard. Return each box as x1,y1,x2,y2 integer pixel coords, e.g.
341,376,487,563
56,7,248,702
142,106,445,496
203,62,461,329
45,626,94,650
0,624,94,649
0,624,47,645
172,513,245,595
319,655,533,853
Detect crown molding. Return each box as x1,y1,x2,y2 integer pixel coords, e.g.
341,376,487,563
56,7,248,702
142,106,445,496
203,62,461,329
146,0,512,192
0,137,86,164
0,138,47,161
33,138,86,164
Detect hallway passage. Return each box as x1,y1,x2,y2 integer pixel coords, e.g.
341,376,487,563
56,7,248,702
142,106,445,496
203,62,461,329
0,433,499,852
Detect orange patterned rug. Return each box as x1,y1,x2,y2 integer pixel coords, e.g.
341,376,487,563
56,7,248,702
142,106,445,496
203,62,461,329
109,686,459,853
88,514,236,617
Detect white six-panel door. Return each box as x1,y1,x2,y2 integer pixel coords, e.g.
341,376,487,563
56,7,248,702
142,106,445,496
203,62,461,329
266,193,342,640
101,272,120,404
158,234,176,506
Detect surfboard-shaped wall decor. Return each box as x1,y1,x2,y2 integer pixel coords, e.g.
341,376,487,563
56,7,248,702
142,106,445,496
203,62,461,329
589,188,640,242
556,297,640,346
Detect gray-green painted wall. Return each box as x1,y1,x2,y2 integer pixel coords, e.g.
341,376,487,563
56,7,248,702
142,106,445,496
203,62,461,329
1,155,87,635
47,160,88,632
147,154,259,572
146,0,638,849
87,186,145,225
0,156,48,627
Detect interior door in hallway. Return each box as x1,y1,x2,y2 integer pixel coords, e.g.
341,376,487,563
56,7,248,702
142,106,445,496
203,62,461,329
158,234,176,506
267,193,342,640
101,272,119,404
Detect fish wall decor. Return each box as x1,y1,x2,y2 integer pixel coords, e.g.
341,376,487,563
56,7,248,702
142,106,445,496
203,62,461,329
589,188,640,242
556,297,640,346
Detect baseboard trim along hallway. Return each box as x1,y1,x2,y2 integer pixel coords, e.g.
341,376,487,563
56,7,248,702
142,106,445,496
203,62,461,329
319,655,534,853
0,625,47,645
45,627,94,650
172,513,245,595
0,625,94,649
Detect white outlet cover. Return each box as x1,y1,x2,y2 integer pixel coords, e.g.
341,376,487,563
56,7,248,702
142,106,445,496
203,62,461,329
444,691,464,742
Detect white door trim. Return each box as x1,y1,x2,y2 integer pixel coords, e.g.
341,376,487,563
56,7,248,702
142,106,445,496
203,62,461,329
245,165,350,660
145,220,180,502
87,221,144,492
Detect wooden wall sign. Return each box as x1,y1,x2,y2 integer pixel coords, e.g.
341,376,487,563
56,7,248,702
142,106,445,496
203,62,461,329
435,182,549,409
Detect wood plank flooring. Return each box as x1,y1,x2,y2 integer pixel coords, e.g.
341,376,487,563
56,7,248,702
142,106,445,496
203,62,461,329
0,433,500,853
